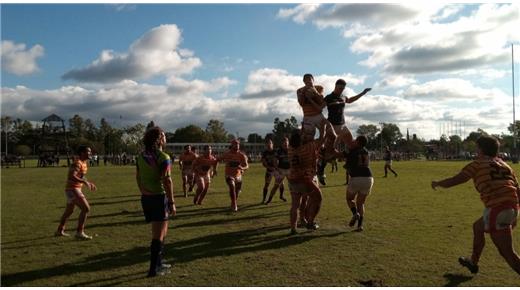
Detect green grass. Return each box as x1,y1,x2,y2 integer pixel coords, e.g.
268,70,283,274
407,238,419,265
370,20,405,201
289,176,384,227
1,161,519,286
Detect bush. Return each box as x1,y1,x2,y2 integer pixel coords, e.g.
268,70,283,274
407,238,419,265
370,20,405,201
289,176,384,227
15,144,32,156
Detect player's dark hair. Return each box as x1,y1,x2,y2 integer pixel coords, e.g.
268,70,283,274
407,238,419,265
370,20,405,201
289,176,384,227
303,73,314,81
184,145,191,150
476,136,499,157
77,145,89,155
143,126,163,151
335,79,347,86
265,138,273,144
289,129,302,148
356,135,368,147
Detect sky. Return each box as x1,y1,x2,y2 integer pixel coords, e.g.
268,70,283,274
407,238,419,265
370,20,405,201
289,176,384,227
1,3,519,140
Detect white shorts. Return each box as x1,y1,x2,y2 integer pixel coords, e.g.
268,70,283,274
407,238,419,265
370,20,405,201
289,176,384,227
302,114,327,136
385,160,392,166
182,168,194,177
483,205,518,233
226,175,242,184
347,177,374,196
65,188,85,204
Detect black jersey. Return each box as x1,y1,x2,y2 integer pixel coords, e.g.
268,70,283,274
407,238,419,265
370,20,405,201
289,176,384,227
344,147,372,177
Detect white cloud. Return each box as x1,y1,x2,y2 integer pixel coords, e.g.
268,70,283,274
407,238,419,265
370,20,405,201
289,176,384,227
375,75,417,89
62,24,202,83
1,40,44,76
277,4,321,24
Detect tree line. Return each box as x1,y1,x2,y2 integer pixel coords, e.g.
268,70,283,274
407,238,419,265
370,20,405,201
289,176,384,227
1,114,519,157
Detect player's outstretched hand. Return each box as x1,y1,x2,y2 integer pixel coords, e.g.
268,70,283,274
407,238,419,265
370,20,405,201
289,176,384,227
363,88,372,94
88,182,97,192
431,181,438,190
168,203,176,216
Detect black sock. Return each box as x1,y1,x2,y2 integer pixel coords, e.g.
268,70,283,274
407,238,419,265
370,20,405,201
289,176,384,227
350,206,357,215
262,187,268,201
157,241,165,267
358,216,364,228
279,183,285,197
149,239,161,275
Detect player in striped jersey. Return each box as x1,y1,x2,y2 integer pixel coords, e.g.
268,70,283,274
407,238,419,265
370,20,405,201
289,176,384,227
192,145,218,205
219,139,249,212
432,136,520,275
261,139,278,204
265,137,290,204
179,145,198,198
55,145,97,240
287,128,327,234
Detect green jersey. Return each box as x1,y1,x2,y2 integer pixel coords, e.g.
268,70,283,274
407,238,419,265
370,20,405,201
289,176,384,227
136,150,172,195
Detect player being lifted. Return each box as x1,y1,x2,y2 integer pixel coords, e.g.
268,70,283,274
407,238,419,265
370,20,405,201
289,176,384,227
55,145,97,240
219,139,249,212
265,137,290,204
296,74,336,147
432,136,520,275
192,145,218,205
179,145,198,197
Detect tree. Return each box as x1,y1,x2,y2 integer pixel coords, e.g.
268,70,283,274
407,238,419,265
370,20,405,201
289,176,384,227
272,116,299,146
123,123,146,154
247,133,264,143
356,124,380,150
376,123,403,148
173,125,209,143
15,144,31,156
84,118,99,142
69,115,86,138
206,119,228,143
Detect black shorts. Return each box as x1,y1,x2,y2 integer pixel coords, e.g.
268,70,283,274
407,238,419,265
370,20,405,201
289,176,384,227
141,194,169,223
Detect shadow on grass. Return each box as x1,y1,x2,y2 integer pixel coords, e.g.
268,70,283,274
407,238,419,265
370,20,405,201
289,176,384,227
443,273,473,286
1,223,344,286
89,198,140,206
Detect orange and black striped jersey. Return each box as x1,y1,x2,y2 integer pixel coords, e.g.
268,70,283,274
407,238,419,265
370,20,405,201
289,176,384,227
288,140,320,181
193,155,218,176
219,150,248,177
65,159,88,190
297,86,324,117
461,158,520,208
179,152,198,169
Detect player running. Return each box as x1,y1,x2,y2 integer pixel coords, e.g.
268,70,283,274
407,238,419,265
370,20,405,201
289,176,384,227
432,136,520,275
261,139,278,204
265,137,289,204
383,146,398,178
219,139,249,212
55,145,97,240
179,145,198,197
136,127,176,277
192,145,218,205
342,135,374,232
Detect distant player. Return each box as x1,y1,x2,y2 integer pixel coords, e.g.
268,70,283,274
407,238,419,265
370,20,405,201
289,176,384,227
192,145,218,205
261,139,278,204
265,137,289,204
287,128,325,234
179,145,198,197
383,146,398,178
296,73,336,143
219,139,249,212
432,136,520,275
136,127,176,277
55,145,97,240
343,136,374,232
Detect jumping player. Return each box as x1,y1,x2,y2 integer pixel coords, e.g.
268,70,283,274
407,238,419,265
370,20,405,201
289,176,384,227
265,137,289,204
192,145,218,205
432,136,519,275
55,145,97,240
383,146,398,178
179,145,198,197
261,139,278,204
219,139,249,212
136,127,176,277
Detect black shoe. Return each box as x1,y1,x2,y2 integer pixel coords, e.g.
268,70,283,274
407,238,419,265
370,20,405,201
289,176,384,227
458,256,479,274
297,220,307,228
318,176,326,186
280,196,287,202
348,214,359,227
306,222,320,230
289,228,298,235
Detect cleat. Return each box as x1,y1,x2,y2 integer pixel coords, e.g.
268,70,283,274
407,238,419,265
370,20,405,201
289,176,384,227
349,214,359,227
458,256,479,274
306,222,320,230
355,226,364,232
318,175,326,186
159,263,172,269
289,228,298,235
75,232,92,240
280,196,287,202
54,231,70,237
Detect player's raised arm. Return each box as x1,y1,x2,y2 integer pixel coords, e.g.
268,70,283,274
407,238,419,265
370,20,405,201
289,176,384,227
431,171,471,190
346,88,371,104
239,152,249,171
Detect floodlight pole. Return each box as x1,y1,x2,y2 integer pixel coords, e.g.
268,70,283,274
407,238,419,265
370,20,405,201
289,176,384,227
513,44,517,161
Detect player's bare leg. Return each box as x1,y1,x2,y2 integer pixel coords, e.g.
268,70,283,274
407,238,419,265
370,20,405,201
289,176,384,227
75,197,92,239
198,180,210,205
188,174,195,193
299,194,309,227
490,229,520,274
56,202,75,236
226,178,238,211
182,175,188,197
262,173,273,204
305,182,323,230
193,177,205,205
346,191,359,227
290,191,303,235
355,193,368,231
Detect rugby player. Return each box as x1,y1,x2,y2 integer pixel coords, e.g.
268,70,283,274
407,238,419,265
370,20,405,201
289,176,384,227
265,137,289,204
383,146,398,177
179,145,198,197
219,139,249,212
192,145,218,205
261,139,278,204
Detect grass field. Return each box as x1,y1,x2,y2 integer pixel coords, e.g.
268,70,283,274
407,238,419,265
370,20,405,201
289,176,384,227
1,161,519,286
